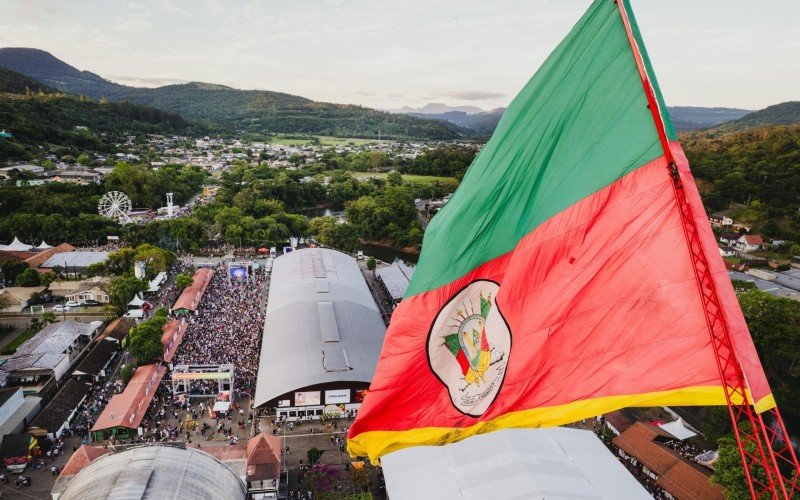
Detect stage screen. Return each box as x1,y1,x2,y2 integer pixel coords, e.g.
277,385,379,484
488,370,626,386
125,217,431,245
230,266,247,279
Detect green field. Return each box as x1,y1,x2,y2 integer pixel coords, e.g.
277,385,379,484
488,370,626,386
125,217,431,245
351,171,459,187
1,327,38,355
268,135,387,147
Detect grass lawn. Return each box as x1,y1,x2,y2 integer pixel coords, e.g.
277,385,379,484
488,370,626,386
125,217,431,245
350,171,459,187
268,135,387,147
1,328,38,355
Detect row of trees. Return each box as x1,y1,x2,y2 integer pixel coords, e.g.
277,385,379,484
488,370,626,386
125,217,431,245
702,283,800,496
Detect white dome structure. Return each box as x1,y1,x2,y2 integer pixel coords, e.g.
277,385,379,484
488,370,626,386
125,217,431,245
59,445,246,500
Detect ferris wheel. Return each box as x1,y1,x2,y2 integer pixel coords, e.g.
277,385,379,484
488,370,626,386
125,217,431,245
98,191,133,223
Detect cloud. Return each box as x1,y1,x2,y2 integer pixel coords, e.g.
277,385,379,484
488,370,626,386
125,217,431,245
107,75,189,88
439,90,506,101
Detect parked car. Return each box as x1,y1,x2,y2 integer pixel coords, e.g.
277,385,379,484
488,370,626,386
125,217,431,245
83,300,101,306
53,305,71,312
65,300,80,308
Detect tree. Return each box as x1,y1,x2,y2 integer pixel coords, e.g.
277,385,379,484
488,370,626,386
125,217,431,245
176,273,194,292
736,289,800,417
128,314,168,364
306,447,322,465
134,244,173,279
331,223,360,253
386,171,403,186
106,248,136,275
2,259,29,284
307,464,340,498
16,268,41,287
120,364,135,383
712,423,769,499
85,262,107,277
108,276,148,315
41,311,57,324
76,153,92,166
366,256,376,275
698,406,732,448
349,462,373,493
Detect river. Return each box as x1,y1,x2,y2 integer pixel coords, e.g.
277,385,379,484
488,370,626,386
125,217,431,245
298,207,418,265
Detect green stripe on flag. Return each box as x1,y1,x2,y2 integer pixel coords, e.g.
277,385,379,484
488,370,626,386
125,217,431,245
407,0,667,297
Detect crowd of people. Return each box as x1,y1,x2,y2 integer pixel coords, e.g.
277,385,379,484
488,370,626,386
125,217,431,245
67,378,125,440
173,262,267,399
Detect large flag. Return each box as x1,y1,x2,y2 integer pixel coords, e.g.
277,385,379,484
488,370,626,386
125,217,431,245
348,0,774,463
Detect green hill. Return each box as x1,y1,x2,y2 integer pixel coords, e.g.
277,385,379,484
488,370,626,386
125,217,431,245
0,67,57,94
710,102,800,132
0,47,472,140
681,124,800,238
0,68,205,162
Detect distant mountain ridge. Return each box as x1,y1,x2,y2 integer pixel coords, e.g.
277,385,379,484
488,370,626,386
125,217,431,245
668,106,752,131
708,102,800,133
394,103,755,134
390,103,485,115
0,47,472,140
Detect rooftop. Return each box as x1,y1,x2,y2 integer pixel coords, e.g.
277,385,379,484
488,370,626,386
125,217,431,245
73,341,118,377
92,364,166,431
382,427,650,499
613,422,723,500
41,251,109,269
376,261,415,300
171,268,214,312
58,445,247,500
3,320,101,373
28,379,90,433
254,248,386,407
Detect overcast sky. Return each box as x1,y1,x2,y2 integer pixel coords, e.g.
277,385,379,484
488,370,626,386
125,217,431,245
1,0,797,111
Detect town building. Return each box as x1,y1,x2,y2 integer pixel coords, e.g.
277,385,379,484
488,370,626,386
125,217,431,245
375,260,415,308
0,320,102,397
613,422,724,500
735,234,764,253
40,251,110,277
253,248,386,420
91,364,166,441
27,379,90,440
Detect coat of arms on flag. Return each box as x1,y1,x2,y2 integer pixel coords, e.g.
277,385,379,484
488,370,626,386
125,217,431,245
427,280,510,416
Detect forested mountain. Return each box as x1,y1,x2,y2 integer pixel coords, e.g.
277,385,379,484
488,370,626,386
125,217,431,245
0,48,471,140
0,68,204,161
0,67,56,94
710,102,800,133
681,124,800,238
407,109,504,135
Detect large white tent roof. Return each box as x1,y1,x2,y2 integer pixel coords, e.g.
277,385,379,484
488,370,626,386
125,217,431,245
253,248,386,407
3,237,33,252
381,427,650,500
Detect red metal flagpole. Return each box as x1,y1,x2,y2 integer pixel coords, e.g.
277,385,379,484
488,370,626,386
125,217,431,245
614,1,800,498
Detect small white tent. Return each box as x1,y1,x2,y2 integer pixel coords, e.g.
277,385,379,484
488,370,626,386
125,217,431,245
659,418,698,441
36,241,53,250
127,294,146,308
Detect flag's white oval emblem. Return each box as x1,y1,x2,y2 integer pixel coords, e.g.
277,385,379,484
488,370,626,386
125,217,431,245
427,280,511,417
